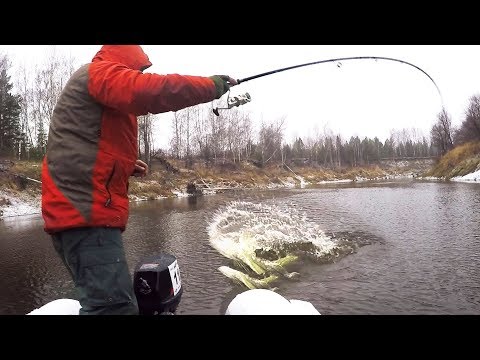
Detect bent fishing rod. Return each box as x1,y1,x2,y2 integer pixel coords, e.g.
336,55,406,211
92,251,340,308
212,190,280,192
213,56,445,116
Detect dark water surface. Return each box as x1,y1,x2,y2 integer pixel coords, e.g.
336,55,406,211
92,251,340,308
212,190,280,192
1,179,479,315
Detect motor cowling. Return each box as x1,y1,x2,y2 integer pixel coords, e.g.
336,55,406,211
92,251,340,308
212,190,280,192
133,253,183,315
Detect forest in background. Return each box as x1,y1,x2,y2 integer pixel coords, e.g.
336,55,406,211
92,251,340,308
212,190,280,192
1,48,479,173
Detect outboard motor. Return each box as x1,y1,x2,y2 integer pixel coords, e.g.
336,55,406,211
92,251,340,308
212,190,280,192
133,253,183,315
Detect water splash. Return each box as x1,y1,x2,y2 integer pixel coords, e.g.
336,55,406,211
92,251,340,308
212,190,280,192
208,201,372,289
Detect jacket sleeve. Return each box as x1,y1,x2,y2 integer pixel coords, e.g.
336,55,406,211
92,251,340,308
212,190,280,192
88,61,218,115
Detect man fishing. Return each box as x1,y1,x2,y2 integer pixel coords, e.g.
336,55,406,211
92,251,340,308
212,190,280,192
41,45,236,315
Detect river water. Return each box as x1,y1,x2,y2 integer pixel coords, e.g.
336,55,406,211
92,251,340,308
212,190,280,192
1,179,479,315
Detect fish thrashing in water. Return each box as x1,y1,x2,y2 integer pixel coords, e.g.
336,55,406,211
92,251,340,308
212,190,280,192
208,201,380,289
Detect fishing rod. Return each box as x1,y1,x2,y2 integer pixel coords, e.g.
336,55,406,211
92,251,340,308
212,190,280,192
213,56,445,116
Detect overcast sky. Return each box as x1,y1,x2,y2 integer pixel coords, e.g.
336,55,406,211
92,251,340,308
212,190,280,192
3,45,480,148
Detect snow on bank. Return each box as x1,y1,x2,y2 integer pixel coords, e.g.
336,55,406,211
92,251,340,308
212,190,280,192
419,169,480,183
0,188,189,220
0,190,188,219
451,169,480,183
0,190,40,218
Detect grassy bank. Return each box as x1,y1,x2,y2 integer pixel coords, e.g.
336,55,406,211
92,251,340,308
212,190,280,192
0,157,429,203
424,141,480,179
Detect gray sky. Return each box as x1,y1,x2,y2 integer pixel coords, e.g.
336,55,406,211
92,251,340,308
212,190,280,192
3,45,480,148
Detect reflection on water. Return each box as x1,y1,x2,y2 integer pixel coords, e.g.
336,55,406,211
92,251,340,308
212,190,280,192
1,180,479,315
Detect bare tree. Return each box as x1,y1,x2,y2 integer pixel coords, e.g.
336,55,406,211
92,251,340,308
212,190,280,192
138,113,155,166
349,136,361,167
15,64,35,159
335,134,343,167
321,126,337,167
223,108,253,163
430,108,454,155
240,112,254,161
184,107,193,166
191,104,211,161
256,116,285,165
170,111,183,159
170,106,195,166
304,126,323,164
455,94,480,145
29,46,76,156
208,103,227,163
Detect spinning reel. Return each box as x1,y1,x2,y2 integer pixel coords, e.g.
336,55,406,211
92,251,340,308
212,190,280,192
213,91,252,116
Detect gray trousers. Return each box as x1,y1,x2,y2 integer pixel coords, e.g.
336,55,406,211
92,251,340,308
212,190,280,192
51,227,139,315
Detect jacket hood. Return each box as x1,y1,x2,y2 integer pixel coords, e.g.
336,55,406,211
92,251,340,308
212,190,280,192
92,45,152,71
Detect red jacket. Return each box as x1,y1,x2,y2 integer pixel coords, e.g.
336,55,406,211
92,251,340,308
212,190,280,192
42,45,217,233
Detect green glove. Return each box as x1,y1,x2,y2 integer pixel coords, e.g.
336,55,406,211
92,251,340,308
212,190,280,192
209,75,232,99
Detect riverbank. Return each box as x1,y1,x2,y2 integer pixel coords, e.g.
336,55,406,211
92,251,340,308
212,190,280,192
1,157,479,219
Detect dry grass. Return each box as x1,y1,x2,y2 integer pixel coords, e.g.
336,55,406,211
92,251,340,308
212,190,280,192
11,160,42,180
425,141,480,179
342,165,387,180
0,159,42,194
2,150,474,201
293,164,387,182
128,180,171,199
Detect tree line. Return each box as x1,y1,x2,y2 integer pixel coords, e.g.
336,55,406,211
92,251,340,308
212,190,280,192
1,49,479,169
431,101,480,155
